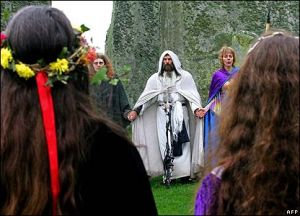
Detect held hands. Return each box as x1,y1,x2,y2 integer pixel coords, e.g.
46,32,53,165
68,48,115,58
127,110,138,122
194,108,206,118
128,107,206,121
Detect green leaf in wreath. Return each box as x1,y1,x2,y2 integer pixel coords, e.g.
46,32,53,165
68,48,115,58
37,59,46,67
10,61,16,71
58,47,69,59
45,78,55,87
57,74,70,83
80,24,90,33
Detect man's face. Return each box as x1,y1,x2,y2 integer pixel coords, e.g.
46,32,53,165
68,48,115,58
162,54,174,72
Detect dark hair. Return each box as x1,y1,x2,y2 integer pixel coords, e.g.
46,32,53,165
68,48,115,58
214,31,299,214
6,6,73,64
1,5,124,215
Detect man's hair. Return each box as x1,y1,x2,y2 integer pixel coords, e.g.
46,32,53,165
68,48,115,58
211,31,299,215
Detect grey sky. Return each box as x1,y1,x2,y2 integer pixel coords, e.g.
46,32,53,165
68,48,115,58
52,1,113,53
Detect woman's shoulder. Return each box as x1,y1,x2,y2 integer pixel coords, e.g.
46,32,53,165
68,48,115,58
201,165,223,188
194,167,223,215
91,121,131,146
196,166,224,201
83,121,143,173
211,68,224,78
78,122,156,215
233,66,240,70
94,122,140,156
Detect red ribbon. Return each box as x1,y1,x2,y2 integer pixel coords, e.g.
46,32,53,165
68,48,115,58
36,71,60,215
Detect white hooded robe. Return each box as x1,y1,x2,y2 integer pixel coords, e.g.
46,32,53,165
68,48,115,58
132,50,204,179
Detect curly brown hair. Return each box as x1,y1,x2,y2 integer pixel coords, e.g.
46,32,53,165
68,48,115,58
215,31,299,215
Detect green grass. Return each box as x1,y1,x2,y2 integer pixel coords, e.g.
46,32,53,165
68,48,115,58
150,176,201,215
126,130,200,215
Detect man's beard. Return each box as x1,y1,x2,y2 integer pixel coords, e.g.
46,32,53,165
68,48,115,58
163,63,174,73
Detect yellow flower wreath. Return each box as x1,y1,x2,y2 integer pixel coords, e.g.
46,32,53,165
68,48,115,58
0,24,95,86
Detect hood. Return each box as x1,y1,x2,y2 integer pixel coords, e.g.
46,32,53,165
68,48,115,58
157,50,182,74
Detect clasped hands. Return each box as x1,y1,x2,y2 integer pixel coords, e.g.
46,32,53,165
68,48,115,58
194,108,206,118
128,107,206,122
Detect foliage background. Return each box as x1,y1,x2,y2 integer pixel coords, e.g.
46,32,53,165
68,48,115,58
2,1,299,104
105,1,299,105
1,1,50,31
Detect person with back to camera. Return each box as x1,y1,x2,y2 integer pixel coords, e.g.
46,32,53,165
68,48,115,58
0,5,157,215
194,30,299,215
127,50,205,185
88,53,131,129
202,46,240,163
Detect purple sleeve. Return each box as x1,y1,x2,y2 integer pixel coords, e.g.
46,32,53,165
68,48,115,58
208,69,228,101
194,173,221,215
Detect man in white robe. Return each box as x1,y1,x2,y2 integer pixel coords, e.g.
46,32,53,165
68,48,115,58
127,50,204,183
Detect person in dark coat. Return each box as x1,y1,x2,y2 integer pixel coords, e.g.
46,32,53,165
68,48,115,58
88,53,131,129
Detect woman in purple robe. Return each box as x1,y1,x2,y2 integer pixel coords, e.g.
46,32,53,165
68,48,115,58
195,31,299,215
203,46,239,163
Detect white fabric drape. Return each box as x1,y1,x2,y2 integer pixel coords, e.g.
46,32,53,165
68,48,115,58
132,50,204,179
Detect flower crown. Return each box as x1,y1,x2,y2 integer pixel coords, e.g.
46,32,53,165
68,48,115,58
1,24,97,86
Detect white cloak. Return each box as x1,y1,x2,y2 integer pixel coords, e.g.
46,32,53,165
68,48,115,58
132,50,204,179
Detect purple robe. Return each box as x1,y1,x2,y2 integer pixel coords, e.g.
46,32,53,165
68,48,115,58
204,67,239,163
194,166,223,215
208,66,239,103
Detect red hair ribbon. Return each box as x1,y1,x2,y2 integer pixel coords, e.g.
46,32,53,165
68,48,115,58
36,71,60,215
